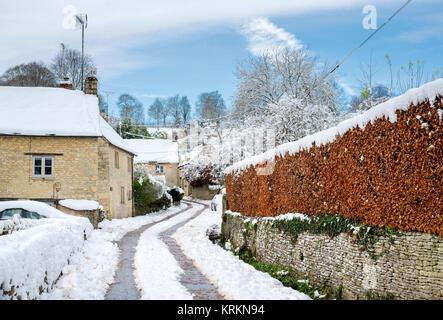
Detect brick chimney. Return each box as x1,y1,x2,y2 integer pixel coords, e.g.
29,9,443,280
59,77,73,90
84,76,98,96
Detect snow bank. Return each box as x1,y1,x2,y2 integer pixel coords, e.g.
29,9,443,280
0,202,92,300
172,209,311,300
40,230,119,300
59,199,101,211
225,78,443,175
134,204,204,299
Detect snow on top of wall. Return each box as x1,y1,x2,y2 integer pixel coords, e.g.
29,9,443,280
224,78,443,175
124,139,178,163
59,199,101,211
0,86,135,154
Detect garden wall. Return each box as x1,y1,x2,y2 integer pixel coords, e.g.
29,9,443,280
224,80,443,235
222,212,442,300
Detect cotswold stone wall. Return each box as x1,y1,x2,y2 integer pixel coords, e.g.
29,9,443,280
225,98,443,235
222,212,442,300
56,204,101,228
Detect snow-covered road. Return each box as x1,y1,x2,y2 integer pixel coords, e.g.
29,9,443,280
42,200,310,300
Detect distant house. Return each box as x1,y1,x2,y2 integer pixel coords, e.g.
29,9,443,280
124,139,179,187
0,77,136,219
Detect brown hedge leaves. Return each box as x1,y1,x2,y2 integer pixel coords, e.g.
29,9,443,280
225,98,443,235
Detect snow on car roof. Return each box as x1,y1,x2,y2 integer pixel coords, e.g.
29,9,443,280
0,86,135,154
124,139,179,163
0,200,80,219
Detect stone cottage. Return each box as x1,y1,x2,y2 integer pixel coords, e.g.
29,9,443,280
124,139,179,187
0,78,136,219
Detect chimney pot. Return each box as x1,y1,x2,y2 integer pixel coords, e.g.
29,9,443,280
84,76,98,96
59,77,73,90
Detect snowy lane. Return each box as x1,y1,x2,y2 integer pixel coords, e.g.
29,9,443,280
105,203,192,300
160,201,223,300
172,206,311,300
134,201,222,299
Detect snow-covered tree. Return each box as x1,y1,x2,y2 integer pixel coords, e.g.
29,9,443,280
258,93,336,144
232,48,340,124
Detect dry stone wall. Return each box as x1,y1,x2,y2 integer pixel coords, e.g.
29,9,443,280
222,212,442,300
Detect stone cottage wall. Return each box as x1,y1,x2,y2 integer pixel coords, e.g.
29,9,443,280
222,212,442,300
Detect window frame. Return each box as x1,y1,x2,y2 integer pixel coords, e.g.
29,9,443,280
155,164,164,174
115,151,119,169
32,155,54,178
120,186,125,204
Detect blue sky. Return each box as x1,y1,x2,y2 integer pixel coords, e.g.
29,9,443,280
1,0,442,121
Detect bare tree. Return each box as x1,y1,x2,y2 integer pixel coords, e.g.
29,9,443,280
148,98,163,127
180,96,191,125
196,91,226,120
167,95,181,127
0,61,57,87
117,94,144,124
51,44,95,90
159,98,170,126
396,59,425,94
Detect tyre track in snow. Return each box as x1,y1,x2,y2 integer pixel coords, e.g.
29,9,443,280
160,200,223,300
105,203,191,300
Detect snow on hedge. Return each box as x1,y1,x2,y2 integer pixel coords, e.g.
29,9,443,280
172,209,311,300
0,201,92,300
225,78,443,175
59,199,101,211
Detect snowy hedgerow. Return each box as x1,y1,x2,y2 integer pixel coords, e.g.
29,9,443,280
182,163,221,187
133,166,171,215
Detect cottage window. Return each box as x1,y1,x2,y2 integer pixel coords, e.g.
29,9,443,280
115,151,119,169
128,157,131,172
32,156,54,178
120,186,125,204
155,164,164,174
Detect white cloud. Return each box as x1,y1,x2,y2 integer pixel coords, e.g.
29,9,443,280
0,0,394,79
338,81,357,96
240,17,303,55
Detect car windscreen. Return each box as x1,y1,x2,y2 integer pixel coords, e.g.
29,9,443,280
0,208,46,220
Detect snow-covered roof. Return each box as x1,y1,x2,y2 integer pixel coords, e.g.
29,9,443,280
225,78,443,175
124,139,179,163
0,86,135,154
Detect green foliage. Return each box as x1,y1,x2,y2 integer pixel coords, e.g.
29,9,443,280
117,119,151,139
365,290,394,300
233,248,332,300
167,187,184,202
271,213,399,259
133,177,170,215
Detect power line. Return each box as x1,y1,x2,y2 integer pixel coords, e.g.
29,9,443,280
324,0,413,78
